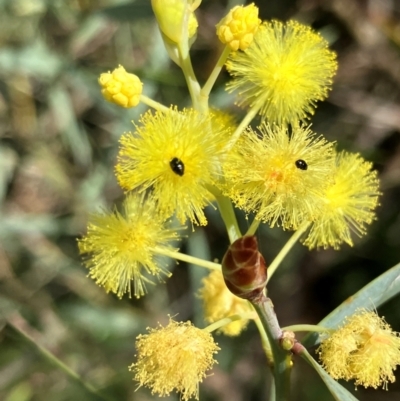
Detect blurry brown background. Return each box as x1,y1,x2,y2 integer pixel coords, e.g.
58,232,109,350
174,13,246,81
1,0,400,400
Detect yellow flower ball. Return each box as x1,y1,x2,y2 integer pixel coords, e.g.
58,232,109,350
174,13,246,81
78,193,182,298
130,319,219,400
99,65,142,108
303,151,380,249
318,310,400,389
216,3,261,51
115,108,231,226
222,124,335,230
226,20,337,124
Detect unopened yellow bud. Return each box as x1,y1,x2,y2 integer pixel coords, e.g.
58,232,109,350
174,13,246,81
151,0,198,44
216,3,261,51
98,65,143,108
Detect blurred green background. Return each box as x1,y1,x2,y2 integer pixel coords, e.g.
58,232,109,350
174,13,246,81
1,0,400,400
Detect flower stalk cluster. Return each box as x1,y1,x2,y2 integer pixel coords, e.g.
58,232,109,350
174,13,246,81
75,1,390,400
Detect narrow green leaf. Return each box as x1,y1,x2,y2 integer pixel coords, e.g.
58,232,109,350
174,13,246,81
300,349,359,401
303,262,400,348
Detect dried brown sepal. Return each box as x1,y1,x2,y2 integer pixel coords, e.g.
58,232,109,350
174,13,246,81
221,236,267,302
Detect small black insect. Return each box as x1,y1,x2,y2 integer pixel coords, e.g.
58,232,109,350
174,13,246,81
169,157,185,176
295,159,308,170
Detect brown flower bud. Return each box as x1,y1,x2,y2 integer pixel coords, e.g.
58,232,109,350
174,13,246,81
221,236,267,302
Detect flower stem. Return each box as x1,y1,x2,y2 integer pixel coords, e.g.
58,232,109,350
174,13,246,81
178,42,202,111
251,295,292,401
214,191,242,243
267,222,310,283
199,45,231,109
254,311,274,365
204,311,257,333
6,321,115,401
282,324,330,333
154,248,221,270
140,94,170,112
225,102,261,151
246,217,261,236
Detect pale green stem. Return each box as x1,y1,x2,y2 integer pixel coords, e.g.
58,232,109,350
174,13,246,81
199,45,231,110
254,312,274,365
282,324,330,333
7,322,114,401
215,193,242,243
203,312,257,333
267,222,310,284
154,247,221,270
225,102,261,151
245,217,261,236
139,94,170,112
177,42,202,111
252,295,292,401
269,377,277,401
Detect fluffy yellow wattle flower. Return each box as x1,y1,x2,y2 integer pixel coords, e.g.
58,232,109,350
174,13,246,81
130,319,219,401
199,270,253,336
115,108,230,226
216,3,261,51
222,124,335,229
77,193,181,298
151,0,199,44
303,151,380,249
318,310,400,389
98,65,143,108
226,20,337,124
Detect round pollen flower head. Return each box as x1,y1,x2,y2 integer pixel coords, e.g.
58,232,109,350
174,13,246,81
318,309,400,389
98,65,143,108
225,20,338,125
199,270,253,336
303,151,380,250
77,193,181,299
216,3,261,51
115,108,230,226
222,124,335,229
130,319,219,401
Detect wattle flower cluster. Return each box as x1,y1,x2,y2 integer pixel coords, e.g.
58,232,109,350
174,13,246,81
77,1,384,399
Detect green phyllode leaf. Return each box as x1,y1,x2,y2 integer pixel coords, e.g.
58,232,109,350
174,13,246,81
301,349,359,401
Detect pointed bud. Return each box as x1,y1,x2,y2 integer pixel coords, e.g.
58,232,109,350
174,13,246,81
151,0,198,44
221,236,267,302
